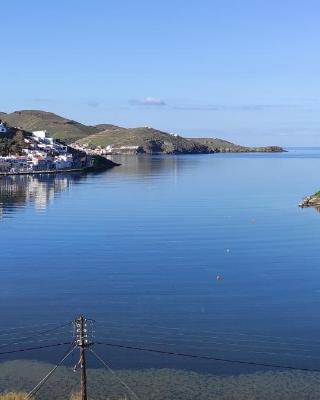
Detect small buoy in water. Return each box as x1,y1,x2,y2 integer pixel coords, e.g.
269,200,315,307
226,248,230,253
216,274,222,281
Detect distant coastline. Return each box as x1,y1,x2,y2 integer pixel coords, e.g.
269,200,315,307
0,110,285,156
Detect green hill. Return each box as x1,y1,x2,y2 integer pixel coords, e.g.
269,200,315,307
76,128,284,154
76,127,211,154
0,110,99,143
94,123,121,131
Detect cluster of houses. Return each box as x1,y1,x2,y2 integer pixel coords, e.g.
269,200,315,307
73,142,142,155
0,128,86,173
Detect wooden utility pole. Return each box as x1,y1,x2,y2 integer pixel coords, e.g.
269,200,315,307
75,315,88,400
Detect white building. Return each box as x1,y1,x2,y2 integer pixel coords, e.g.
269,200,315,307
32,130,48,140
54,154,73,170
0,129,79,173
0,121,8,134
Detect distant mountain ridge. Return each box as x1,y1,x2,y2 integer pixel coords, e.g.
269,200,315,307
0,110,284,154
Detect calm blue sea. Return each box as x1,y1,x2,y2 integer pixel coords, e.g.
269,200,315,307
1,148,320,374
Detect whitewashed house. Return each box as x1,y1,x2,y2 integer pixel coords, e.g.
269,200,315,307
32,130,48,140
54,154,73,170
0,120,8,134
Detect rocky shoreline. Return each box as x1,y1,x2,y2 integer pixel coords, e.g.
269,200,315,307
299,192,320,208
190,138,284,154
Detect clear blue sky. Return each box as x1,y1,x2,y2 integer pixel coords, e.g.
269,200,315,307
2,0,320,146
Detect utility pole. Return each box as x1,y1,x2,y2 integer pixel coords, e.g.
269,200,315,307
75,315,90,400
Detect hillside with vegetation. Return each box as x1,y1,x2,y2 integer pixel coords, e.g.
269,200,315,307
0,111,99,144
75,128,284,155
75,127,211,154
0,128,31,156
0,110,284,154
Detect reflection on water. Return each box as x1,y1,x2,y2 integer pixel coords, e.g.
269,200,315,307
1,151,320,375
108,154,203,177
0,156,197,218
0,173,87,216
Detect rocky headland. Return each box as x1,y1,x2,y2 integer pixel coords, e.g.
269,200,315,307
190,137,284,153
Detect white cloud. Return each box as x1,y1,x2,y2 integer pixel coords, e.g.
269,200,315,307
129,97,167,106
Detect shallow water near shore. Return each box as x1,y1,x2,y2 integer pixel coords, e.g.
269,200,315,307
1,149,320,376
1,360,320,400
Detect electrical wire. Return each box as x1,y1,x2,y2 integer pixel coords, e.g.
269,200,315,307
0,321,72,350
96,323,320,354
90,348,142,400
0,341,74,356
26,345,76,399
0,331,71,345
96,341,320,373
0,320,73,336
95,335,320,362
96,320,320,348
97,318,317,345
96,329,320,355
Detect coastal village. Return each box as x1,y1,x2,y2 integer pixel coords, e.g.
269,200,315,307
0,120,90,174
72,142,142,156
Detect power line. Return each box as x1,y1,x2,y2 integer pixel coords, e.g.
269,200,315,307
0,321,72,350
96,331,320,357
0,341,74,356
0,331,71,344
0,337,75,353
4,315,320,399
0,320,73,336
96,341,320,373
90,348,142,400
96,320,320,348
26,345,76,399
95,335,320,363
